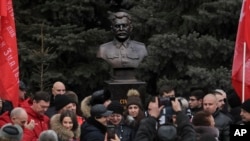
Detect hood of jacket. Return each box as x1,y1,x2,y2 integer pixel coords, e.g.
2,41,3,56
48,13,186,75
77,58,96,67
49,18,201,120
81,95,92,118
50,114,80,140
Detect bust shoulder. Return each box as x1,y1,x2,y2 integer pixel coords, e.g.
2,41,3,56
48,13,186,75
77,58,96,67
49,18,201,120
99,41,114,48
130,40,145,47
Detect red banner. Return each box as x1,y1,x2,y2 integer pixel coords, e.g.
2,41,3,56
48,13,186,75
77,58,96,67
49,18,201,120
0,0,19,107
232,0,250,102
0,0,7,16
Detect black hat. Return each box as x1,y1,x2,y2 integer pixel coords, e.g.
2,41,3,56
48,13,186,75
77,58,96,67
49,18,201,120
107,101,124,115
0,123,23,141
241,99,250,113
65,91,78,105
91,104,113,117
19,81,27,90
157,125,177,141
54,95,74,111
90,89,111,106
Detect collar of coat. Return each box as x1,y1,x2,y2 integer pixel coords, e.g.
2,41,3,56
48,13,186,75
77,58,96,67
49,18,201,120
87,117,107,134
50,114,80,140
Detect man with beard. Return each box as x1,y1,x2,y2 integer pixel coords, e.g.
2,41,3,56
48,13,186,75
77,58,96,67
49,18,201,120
97,11,147,80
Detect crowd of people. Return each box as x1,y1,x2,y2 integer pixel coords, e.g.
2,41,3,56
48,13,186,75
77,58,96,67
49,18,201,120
0,81,249,141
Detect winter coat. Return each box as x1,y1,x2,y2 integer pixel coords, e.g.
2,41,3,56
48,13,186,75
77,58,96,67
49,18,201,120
80,96,92,119
134,111,196,141
22,106,49,141
133,116,158,141
194,126,219,141
108,120,134,141
175,111,196,141
50,114,80,141
46,106,57,118
213,109,232,141
0,111,11,128
80,117,107,141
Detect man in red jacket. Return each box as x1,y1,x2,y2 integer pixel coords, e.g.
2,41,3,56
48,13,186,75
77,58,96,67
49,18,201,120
22,91,50,141
0,107,28,128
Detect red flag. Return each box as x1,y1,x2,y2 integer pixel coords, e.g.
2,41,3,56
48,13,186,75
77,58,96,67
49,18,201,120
0,0,19,107
0,0,7,16
232,0,250,102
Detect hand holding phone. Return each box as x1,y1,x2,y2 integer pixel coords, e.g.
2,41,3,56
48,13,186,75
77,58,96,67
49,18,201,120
107,125,116,140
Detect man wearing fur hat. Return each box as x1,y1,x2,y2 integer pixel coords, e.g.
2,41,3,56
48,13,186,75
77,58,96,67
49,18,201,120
239,99,250,125
46,94,76,118
65,90,85,125
81,89,111,119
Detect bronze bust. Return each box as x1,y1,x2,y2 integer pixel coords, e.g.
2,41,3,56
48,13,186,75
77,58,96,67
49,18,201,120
97,12,148,80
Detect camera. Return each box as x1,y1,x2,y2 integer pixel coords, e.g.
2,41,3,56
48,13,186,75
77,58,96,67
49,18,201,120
158,97,175,107
107,125,116,140
158,97,176,125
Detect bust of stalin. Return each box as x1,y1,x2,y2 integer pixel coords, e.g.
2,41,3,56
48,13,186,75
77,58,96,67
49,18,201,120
97,12,148,80
97,11,148,69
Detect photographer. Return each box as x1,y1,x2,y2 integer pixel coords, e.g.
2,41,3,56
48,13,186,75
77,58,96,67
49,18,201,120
134,97,196,141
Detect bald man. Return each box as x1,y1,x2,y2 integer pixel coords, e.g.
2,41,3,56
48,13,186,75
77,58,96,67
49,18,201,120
203,94,232,141
50,81,66,107
0,107,31,129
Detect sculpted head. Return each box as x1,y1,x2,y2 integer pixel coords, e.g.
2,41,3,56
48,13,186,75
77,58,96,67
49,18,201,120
109,12,133,42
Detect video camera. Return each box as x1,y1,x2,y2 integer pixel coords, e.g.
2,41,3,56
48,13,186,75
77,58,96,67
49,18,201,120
158,97,176,125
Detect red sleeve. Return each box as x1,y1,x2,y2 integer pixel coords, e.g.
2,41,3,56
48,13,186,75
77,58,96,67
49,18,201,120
0,111,11,128
22,128,37,141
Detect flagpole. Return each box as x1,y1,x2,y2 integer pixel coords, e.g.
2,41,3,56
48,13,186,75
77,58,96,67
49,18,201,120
242,42,246,103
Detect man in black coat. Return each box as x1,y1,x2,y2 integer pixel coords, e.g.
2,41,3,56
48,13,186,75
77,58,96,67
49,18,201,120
134,97,196,141
80,104,113,141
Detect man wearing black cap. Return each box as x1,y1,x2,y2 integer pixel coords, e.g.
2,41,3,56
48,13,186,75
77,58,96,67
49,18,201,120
0,123,23,141
46,94,75,118
80,104,113,141
239,99,250,125
107,101,134,141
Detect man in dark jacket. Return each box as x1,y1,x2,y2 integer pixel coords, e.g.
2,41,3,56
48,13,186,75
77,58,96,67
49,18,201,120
80,104,113,141
134,97,196,141
238,99,250,125
203,93,232,141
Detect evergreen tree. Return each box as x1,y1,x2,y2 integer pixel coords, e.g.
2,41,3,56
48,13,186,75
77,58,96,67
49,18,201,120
13,0,242,99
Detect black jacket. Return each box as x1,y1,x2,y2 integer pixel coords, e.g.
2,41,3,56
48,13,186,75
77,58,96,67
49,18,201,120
213,109,232,141
0,100,13,115
194,126,219,141
111,120,134,141
133,111,196,141
80,117,107,141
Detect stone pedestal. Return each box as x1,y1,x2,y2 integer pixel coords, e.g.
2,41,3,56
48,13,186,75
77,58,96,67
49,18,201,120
104,80,147,107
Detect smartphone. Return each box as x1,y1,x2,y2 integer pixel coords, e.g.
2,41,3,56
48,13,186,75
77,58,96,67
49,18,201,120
107,125,116,140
